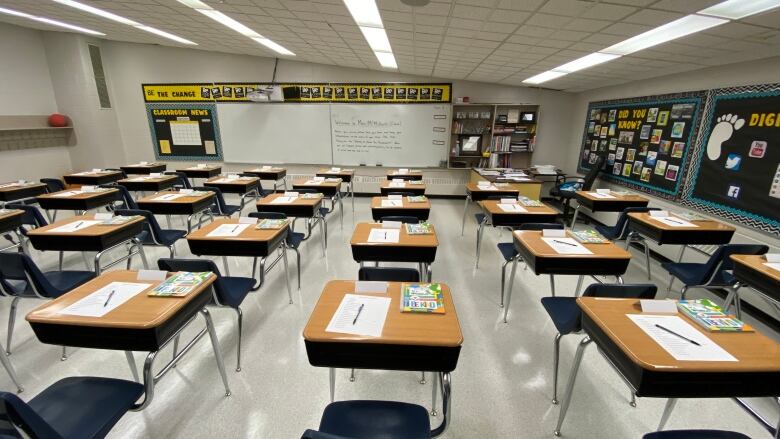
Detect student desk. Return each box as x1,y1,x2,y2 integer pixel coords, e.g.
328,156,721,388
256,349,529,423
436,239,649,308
370,196,430,221
0,182,47,206
204,176,261,210
186,218,292,297
36,188,119,214
316,169,355,212
256,193,327,254
475,200,558,267
117,175,178,193
63,170,124,186
0,209,25,252
386,170,423,181
292,178,343,229
176,165,222,185
504,230,631,322
136,190,215,232
461,182,526,235
350,222,438,281
303,280,462,435
380,180,426,196
26,215,147,274
244,166,287,191
120,162,167,175
730,254,780,312
25,270,231,411
571,191,649,228
554,297,780,437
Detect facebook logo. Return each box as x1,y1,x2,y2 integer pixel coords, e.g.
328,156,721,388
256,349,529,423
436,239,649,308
727,185,740,198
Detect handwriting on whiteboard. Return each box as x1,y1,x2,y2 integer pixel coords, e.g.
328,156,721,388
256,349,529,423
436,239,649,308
333,118,403,154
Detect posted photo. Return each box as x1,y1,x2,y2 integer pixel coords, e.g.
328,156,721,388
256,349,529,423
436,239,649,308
618,131,634,144
671,142,685,158
671,121,685,138
647,107,658,123
622,163,632,176
657,110,670,126
665,164,679,181
650,129,663,144
639,124,651,139
655,160,668,176
626,148,636,162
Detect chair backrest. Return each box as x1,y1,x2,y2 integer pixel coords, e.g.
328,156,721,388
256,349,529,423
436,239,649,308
157,258,223,305
39,178,65,193
380,216,419,224
164,171,192,189
194,186,227,214
0,392,62,439
0,253,57,298
519,222,563,231
102,184,138,210
239,173,266,196
358,267,420,282
295,188,318,194
249,211,287,220
114,208,165,242
581,156,605,190
700,244,769,285
582,283,658,299
614,206,660,239
6,204,48,230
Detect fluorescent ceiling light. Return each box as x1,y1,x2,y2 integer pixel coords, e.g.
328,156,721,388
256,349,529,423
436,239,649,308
253,38,295,56
136,26,196,45
0,6,104,35
359,26,392,52
555,52,621,73
374,51,397,69
601,14,727,55
343,0,384,27
522,70,567,85
699,0,780,19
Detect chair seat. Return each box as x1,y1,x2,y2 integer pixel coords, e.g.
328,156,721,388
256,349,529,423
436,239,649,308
42,270,96,297
287,232,305,249
497,243,517,262
594,223,620,240
137,229,186,246
319,207,331,217
28,377,143,439
214,277,254,308
661,262,735,287
318,400,431,439
213,204,241,216
540,297,582,334
643,430,751,439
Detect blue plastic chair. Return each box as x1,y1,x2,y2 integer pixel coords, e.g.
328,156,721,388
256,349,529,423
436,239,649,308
114,209,186,258
295,188,332,218
541,283,657,405
602,207,661,280
194,186,241,218
473,195,506,229
643,430,750,439
550,156,604,226
249,211,303,290
3,204,48,254
0,376,142,438
163,171,192,190
497,223,563,307
303,400,431,439
0,253,95,356
358,267,420,282
39,178,65,193
662,244,767,317
108,184,139,210
157,258,252,372
380,216,419,224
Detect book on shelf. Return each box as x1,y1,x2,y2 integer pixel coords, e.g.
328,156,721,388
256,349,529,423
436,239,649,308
677,299,754,332
570,229,609,244
405,222,433,235
401,283,445,314
148,272,211,297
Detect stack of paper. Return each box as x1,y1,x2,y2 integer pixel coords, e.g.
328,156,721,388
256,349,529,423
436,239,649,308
325,294,391,337
389,182,406,188
765,254,780,271
58,282,151,317
541,237,593,255
498,203,528,213
627,314,737,361
207,223,250,237
587,192,616,199
652,216,698,228
367,228,400,243
52,191,81,198
271,196,297,204
381,199,403,207
49,220,101,233
153,193,188,201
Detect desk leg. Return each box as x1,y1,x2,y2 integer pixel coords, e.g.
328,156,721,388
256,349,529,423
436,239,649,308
657,398,678,431
339,194,343,230
15,231,27,255
350,180,354,212
202,308,231,397
282,247,292,304
503,257,519,323
550,275,556,297
574,275,583,297
554,336,592,437
329,367,335,402
431,371,438,416
666,246,687,293
569,205,580,229
320,214,328,256
431,372,451,437
0,340,23,393
222,256,231,276
125,351,139,382
460,194,470,236
475,217,486,268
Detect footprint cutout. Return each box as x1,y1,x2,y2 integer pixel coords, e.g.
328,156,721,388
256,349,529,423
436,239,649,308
706,113,744,160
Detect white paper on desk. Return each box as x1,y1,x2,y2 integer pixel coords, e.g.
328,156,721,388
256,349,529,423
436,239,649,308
500,198,517,204
541,237,593,255
150,173,162,177
49,220,101,233
153,193,187,201
330,167,341,172
368,228,400,243
382,221,402,229
478,185,497,190
765,253,780,263
196,164,207,169
587,191,616,199
59,282,151,318
764,262,780,271
304,180,322,185
389,182,405,188
51,191,80,198
239,217,258,225
649,210,669,217
596,188,611,194
213,178,235,183
640,299,678,313
381,200,403,207
207,223,250,237
653,216,698,228
627,314,737,362
261,165,272,170
139,161,149,165
325,294,391,337
355,281,388,294
80,185,98,193
271,196,296,204
388,194,402,200
498,203,527,213
283,191,299,197
137,270,167,281
542,228,565,238
128,177,148,182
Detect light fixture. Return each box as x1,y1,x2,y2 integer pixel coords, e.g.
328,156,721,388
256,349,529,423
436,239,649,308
177,0,294,55
342,0,398,70
343,0,384,27
699,0,780,19
0,6,104,35
359,26,392,52
52,0,196,44
601,15,727,55
374,51,398,69
554,52,621,73
522,70,567,85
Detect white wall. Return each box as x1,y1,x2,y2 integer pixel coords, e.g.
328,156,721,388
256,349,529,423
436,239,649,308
0,22,72,181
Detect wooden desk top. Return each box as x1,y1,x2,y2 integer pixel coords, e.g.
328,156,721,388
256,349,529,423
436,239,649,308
0,209,23,221
514,230,631,259
387,170,423,177
731,254,780,283
136,190,214,204
628,212,736,232
479,199,557,216
64,170,123,178
303,280,462,347
27,270,216,329
178,165,221,172
351,222,438,248
579,297,780,372
118,175,177,184
186,218,286,243
204,176,260,185
576,190,649,203
247,166,286,173
0,182,46,193
465,182,523,192
27,214,144,238
293,178,342,188
370,196,431,210
37,188,118,200
122,162,165,169
317,168,355,176
380,181,427,189
257,193,323,207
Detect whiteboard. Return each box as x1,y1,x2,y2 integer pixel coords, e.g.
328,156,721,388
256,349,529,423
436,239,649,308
217,102,450,167
219,103,332,164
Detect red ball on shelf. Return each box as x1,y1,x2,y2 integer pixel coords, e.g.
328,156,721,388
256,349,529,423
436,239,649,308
47,113,68,127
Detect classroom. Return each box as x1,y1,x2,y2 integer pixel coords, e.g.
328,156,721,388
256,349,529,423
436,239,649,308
0,0,779,438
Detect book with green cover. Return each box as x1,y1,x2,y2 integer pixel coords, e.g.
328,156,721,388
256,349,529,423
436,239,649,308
256,219,288,229
677,299,753,332
407,195,427,203
148,272,211,297
570,229,608,244
401,283,445,313
517,196,543,207
405,222,432,235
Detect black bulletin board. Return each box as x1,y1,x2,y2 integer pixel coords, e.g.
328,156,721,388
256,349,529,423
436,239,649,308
145,103,222,161
578,93,704,198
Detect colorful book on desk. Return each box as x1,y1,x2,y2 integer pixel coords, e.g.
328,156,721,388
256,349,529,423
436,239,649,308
401,283,445,314
570,229,609,244
256,219,288,229
301,193,321,199
405,222,432,235
407,195,427,203
517,197,543,207
148,272,211,297
677,299,753,332
100,215,140,225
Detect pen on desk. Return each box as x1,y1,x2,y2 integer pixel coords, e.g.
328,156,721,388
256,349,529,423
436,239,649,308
655,324,701,346
74,221,84,229
352,303,364,325
231,225,239,233
103,290,115,307
553,239,577,247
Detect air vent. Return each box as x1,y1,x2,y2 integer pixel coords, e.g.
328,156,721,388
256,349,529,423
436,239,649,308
88,44,111,109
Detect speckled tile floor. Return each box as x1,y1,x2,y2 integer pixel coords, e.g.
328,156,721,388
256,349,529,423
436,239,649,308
1,198,777,438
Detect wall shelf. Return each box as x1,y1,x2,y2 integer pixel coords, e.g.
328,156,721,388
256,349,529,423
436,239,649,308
0,116,74,151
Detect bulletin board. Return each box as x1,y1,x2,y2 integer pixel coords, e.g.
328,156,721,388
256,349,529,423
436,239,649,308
578,92,704,198
145,103,222,161
683,83,780,235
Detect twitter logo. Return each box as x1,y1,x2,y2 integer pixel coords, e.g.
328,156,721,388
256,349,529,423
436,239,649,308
725,153,742,171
